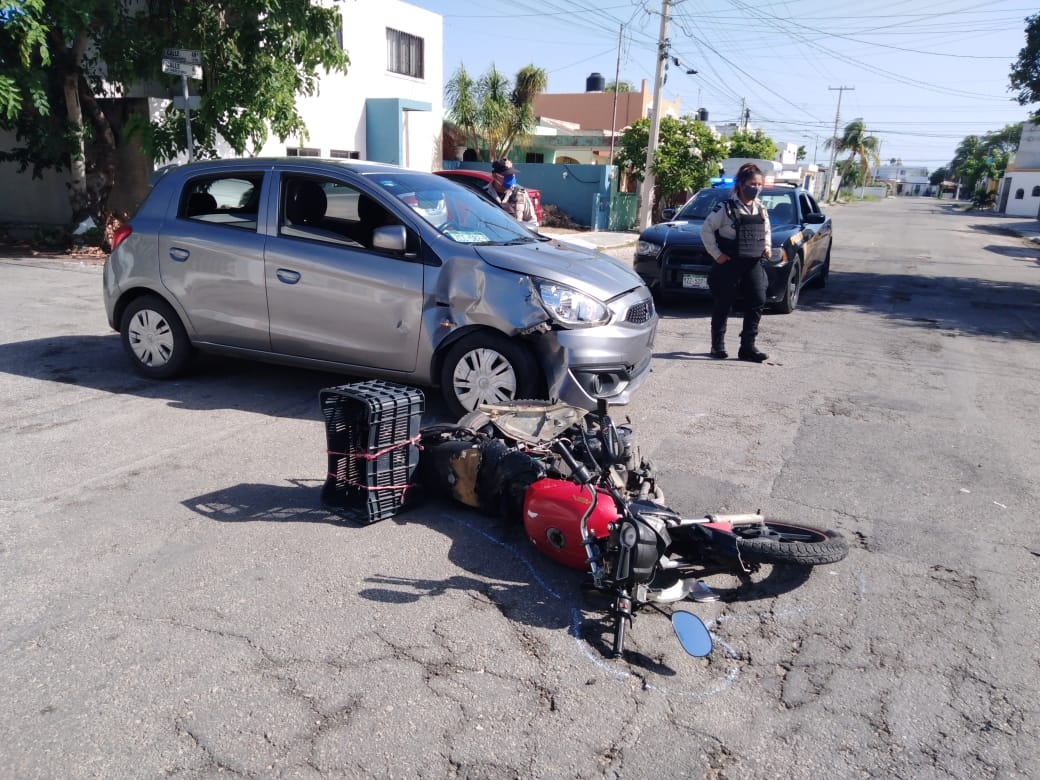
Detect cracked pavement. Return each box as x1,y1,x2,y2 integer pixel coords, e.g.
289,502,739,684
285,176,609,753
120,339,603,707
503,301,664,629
2,199,1038,778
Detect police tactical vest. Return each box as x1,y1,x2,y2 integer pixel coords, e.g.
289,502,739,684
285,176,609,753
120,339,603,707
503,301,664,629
716,199,767,260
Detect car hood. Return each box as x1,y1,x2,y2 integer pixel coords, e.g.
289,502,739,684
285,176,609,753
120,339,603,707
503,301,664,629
475,239,646,300
640,220,800,248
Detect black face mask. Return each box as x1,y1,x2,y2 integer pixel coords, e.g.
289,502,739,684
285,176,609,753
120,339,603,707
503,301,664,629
742,185,761,200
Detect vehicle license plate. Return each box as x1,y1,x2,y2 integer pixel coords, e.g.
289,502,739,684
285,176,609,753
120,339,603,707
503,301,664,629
682,273,708,289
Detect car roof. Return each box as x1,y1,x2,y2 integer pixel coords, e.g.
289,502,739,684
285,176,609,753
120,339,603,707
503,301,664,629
156,157,416,179
704,184,807,196
435,169,493,181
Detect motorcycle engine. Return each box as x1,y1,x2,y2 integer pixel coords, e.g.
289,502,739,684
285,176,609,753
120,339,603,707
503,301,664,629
571,420,662,502
621,503,673,583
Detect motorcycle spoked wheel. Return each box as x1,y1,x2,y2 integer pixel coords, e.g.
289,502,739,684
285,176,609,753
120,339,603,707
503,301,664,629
727,521,849,566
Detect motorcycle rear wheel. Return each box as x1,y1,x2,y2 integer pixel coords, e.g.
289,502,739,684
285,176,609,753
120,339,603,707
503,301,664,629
731,521,848,566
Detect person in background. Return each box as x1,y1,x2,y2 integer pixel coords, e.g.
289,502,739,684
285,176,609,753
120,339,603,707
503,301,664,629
485,158,539,230
700,162,772,363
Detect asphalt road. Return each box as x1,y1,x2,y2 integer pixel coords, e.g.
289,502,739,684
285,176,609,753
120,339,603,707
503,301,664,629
1,198,1038,778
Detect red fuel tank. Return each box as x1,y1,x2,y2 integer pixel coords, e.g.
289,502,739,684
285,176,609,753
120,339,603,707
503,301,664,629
523,479,619,570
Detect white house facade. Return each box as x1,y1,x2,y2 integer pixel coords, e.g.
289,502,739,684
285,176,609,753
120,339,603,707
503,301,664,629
997,121,1040,217
873,163,930,196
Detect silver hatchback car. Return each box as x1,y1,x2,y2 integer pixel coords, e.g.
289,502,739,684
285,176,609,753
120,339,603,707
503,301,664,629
103,158,658,416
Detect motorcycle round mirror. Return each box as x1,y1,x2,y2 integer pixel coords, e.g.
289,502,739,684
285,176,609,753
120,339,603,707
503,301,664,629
671,611,713,657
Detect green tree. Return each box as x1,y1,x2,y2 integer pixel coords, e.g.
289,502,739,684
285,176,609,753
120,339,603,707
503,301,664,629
0,0,347,227
727,128,777,160
1010,13,1040,119
604,80,634,93
929,167,951,186
615,115,728,218
824,118,880,199
948,124,1020,194
444,63,547,162
796,145,807,162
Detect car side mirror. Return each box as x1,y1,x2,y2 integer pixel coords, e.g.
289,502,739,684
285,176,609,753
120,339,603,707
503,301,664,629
661,208,677,221
804,213,826,225
372,225,407,253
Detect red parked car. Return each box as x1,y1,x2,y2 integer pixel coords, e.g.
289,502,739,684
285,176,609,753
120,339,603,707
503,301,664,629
433,169,544,225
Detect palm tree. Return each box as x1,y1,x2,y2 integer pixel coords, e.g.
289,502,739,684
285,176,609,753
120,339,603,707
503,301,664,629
824,119,880,200
445,63,547,161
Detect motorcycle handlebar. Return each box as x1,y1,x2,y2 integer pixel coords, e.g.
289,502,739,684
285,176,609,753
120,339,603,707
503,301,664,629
551,439,594,484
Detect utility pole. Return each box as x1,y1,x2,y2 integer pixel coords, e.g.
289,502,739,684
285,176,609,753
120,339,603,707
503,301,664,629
636,0,670,230
608,24,623,171
825,85,853,202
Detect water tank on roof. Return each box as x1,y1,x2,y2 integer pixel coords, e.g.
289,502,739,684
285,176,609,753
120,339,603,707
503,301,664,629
697,108,709,122
586,72,605,92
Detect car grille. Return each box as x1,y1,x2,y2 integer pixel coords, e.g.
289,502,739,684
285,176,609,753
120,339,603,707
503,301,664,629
662,246,713,268
625,298,655,324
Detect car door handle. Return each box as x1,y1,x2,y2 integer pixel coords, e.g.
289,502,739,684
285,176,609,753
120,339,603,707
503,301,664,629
169,247,190,262
276,269,301,284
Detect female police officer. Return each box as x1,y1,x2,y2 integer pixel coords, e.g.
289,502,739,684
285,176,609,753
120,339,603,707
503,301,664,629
699,162,771,362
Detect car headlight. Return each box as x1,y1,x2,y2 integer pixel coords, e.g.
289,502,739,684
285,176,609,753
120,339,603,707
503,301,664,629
535,280,610,327
636,240,662,257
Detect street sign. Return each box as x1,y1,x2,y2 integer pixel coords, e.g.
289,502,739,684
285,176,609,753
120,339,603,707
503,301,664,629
162,58,202,80
172,96,201,110
163,48,202,66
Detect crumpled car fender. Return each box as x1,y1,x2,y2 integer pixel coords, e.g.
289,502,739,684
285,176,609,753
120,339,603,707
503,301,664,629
422,257,550,353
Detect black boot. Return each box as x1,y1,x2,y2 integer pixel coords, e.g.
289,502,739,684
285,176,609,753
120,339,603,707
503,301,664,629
710,319,727,359
738,310,766,362
738,344,768,362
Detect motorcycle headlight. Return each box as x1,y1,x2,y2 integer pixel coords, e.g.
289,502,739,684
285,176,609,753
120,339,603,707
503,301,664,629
636,240,662,257
620,522,639,549
535,280,610,327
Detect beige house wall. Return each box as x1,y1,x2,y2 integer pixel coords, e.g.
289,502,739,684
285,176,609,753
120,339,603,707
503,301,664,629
533,80,681,131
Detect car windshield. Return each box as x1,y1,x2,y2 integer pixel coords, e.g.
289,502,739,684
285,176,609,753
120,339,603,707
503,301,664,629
674,187,798,225
674,188,728,220
364,171,537,245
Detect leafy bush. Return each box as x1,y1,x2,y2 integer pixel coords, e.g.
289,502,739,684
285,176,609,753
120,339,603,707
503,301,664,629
539,204,580,229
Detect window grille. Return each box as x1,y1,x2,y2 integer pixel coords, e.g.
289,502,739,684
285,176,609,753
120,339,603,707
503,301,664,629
387,28,424,79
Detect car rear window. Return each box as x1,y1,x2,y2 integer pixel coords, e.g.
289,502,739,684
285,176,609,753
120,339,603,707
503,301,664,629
180,175,262,231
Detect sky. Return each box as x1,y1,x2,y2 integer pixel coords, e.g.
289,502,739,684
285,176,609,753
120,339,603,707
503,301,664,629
408,0,1037,172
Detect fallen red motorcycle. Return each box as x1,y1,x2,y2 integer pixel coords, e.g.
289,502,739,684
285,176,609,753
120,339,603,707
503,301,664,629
416,399,849,659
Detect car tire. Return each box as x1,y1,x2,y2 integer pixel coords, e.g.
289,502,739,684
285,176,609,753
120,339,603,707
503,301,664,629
774,260,801,314
809,247,830,289
120,294,194,379
439,332,541,418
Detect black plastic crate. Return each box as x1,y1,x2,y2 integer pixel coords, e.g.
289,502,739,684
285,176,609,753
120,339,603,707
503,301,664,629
319,380,425,523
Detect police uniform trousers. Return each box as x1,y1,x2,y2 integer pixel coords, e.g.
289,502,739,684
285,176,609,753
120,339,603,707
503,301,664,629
707,255,768,349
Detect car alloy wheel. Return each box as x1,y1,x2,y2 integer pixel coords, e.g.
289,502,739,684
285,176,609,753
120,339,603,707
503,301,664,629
776,261,801,314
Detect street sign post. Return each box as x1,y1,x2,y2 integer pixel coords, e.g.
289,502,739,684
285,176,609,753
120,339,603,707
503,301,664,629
161,59,203,80
161,47,203,163
163,48,201,65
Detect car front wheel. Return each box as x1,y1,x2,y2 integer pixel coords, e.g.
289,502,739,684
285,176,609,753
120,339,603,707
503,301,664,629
120,294,194,379
774,260,801,314
439,332,540,418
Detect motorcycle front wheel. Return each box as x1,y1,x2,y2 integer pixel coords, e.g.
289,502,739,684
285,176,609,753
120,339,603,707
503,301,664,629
730,521,848,566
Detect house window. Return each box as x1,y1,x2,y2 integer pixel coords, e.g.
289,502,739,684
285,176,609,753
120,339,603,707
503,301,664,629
387,28,424,79
1015,188,1025,199
525,152,545,164
330,150,360,159
1032,186,1040,197
287,147,320,157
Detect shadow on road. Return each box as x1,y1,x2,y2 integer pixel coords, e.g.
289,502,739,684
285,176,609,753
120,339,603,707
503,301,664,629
0,333,453,421
650,266,1040,351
